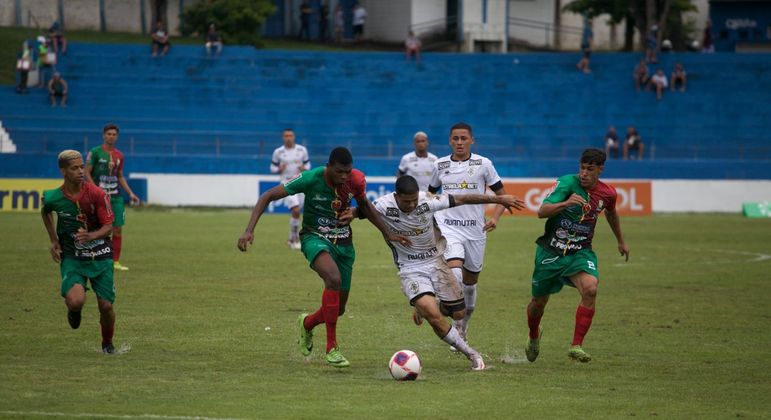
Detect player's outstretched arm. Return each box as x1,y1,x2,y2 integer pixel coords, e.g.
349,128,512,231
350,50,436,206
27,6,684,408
41,208,61,263
453,193,525,213
605,207,629,261
75,223,113,244
237,185,289,252
538,194,586,219
358,198,412,246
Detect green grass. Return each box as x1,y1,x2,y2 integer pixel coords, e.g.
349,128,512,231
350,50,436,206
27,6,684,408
1,211,770,419
0,26,345,85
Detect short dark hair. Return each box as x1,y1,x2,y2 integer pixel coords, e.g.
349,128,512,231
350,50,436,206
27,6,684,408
103,123,119,133
581,148,606,166
450,122,473,135
395,175,419,195
283,128,294,133
328,147,353,166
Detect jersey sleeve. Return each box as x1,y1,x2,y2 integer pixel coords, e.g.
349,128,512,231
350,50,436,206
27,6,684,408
483,158,503,190
426,193,452,213
605,184,618,212
116,151,125,174
543,175,576,205
41,190,53,214
283,170,310,195
428,161,442,191
270,148,280,174
398,155,408,174
351,170,367,201
94,186,114,225
302,147,311,169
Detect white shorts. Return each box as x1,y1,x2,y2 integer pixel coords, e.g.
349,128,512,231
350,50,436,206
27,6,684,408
443,235,486,273
282,192,304,210
400,258,464,310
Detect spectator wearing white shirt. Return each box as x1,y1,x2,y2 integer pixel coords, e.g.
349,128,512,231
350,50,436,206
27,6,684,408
353,4,367,42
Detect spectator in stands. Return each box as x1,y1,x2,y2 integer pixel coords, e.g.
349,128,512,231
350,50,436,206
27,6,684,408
319,2,329,42
633,59,650,92
645,24,659,64
36,36,56,87
604,126,620,158
649,68,668,100
670,63,687,92
205,24,223,56
48,72,68,107
405,31,422,62
702,20,714,53
16,42,32,94
576,18,593,74
299,0,312,40
334,4,344,43
623,126,644,160
353,3,367,42
151,21,171,57
48,21,67,55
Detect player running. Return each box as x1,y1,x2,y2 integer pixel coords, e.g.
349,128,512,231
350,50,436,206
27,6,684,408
270,128,310,250
85,123,140,271
397,131,437,191
428,122,509,347
359,175,524,370
41,150,118,354
237,147,410,368
524,148,629,363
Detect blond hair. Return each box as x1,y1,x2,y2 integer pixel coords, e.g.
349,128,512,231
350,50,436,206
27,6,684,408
57,150,82,168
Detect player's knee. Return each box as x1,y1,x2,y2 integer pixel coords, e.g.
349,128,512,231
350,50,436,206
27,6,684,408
338,305,346,316
450,309,465,321
66,297,85,311
323,275,341,290
113,226,122,235
97,299,113,313
291,208,301,218
582,282,598,299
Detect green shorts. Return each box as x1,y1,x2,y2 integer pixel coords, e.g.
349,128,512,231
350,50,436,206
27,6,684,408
300,234,356,292
530,245,599,298
60,257,115,303
111,196,125,227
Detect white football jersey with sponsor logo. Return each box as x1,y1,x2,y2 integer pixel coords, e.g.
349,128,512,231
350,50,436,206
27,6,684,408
398,151,438,191
373,192,453,269
429,153,502,240
271,145,310,182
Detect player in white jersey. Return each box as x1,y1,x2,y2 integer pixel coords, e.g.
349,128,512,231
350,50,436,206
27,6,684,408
428,122,510,345
356,175,523,370
397,131,437,191
270,129,310,250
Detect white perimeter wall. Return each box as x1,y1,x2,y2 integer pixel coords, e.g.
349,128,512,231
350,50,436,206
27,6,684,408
361,0,412,42
130,173,771,213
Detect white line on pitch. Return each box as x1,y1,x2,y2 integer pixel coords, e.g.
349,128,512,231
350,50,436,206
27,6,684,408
0,411,243,420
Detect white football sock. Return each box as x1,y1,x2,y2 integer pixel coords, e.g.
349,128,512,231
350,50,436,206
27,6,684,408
463,284,477,325
441,325,474,357
289,217,300,241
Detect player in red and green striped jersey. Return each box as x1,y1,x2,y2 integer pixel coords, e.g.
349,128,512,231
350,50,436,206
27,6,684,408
41,150,118,354
238,147,410,368
525,148,630,363
85,123,140,271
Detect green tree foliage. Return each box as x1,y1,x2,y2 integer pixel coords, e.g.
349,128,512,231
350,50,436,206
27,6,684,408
180,0,276,46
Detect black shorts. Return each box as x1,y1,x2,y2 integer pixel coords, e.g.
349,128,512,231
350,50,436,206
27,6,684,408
153,40,170,48
353,25,364,35
582,48,591,58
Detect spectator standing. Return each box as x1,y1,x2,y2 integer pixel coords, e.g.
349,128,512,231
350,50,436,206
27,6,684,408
649,68,668,100
576,19,593,74
299,1,312,40
702,20,714,53
670,63,687,92
151,21,170,57
334,4,344,44
205,24,223,56
353,4,367,42
604,126,620,158
36,36,56,87
319,2,329,42
405,31,422,62
645,25,659,64
633,59,650,92
16,42,32,94
48,21,67,55
623,126,645,160
48,72,68,107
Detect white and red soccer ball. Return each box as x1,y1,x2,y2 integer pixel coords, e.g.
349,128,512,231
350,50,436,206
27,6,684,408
388,349,422,381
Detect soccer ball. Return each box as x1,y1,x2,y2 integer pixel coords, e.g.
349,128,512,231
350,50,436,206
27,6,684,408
388,350,422,381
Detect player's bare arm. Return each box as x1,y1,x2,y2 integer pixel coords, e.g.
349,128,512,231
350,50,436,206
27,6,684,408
237,185,290,251
75,223,113,244
483,187,513,232
84,162,95,184
537,193,587,219
41,209,61,263
117,168,140,205
605,207,630,261
452,193,525,213
358,198,412,246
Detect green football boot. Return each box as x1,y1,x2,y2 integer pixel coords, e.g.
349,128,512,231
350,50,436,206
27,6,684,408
324,347,350,368
525,326,543,362
297,313,313,356
568,345,592,363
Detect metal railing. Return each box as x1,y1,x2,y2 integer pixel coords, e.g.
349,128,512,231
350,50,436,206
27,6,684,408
507,16,584,48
